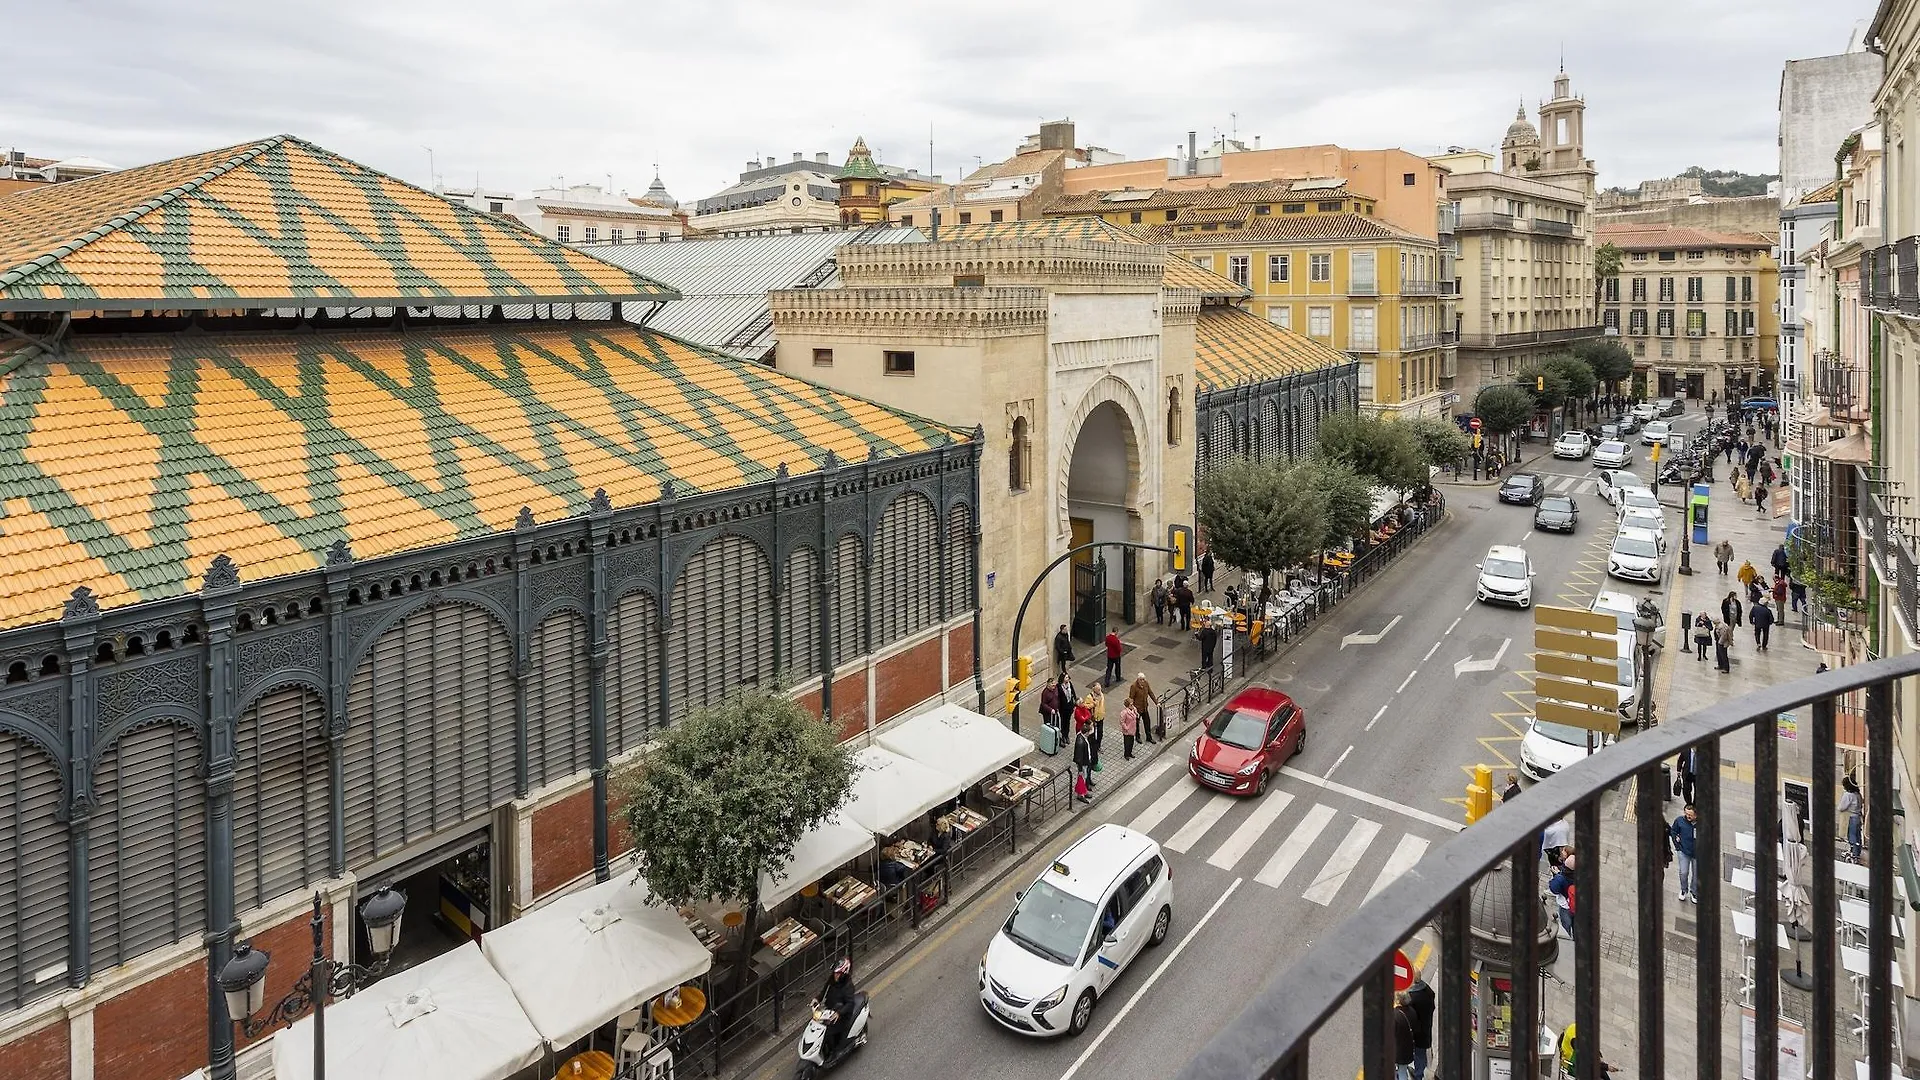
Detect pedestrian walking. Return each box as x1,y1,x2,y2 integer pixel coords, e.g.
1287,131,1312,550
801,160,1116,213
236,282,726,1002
1199,548,1216,593
1754,482,1770,515
1714,619,1733,673
1790,576,1808,614
1118,698,1140,761
1675,747,1698,804
1724,439,1737,465
1693,613,1713,661
1071,712,1095,804
1670,804,1700,903
1198,621,1220,669
1052,623,1075,679
1770,543,1789,580
1087,684,1106,773
1406,977,1436,1080
1840,776,1864,863
1737,560,1759,589
1393,997,1417,1080
1771,574,1789,611
1541,815,1572,870
1172,580,1195,630
1150,579,1169,625
1103,628,1124,686
1737,436,1750,463
1721,590,1743,628
1038,678,1061,743
1128,675,1161,744
1746,575,1765,606
1548,855,1577,940
1714,539,1734,575
1501,772,1522,803
1751,600,1775,650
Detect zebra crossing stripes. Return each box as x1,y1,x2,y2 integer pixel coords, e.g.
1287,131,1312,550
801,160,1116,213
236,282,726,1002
1364,834,1432,901
1208,792,1295,870
1254,803,1337,888
1165,795,1236,853
1130,776,1199,835
1301,818,1382,905
1545,474,1598,494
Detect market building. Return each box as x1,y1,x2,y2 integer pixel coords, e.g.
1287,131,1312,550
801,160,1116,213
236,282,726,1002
0,134,981,1080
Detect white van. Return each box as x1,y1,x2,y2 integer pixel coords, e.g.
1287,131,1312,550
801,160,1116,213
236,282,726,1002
980,824,1172,1037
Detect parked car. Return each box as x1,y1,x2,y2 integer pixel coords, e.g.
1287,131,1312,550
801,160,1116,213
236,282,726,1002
1658,397,1685,417
1498,473,1545,505
1188,688,1305,796
1591,440,1633,469
1617,504,1668,549
1640,420,1672,446
1617,486,1660,513
980,825,1171,1037
1590,588,1667,649
1597,423,1622,442
1534,494,1579,533
1553,432,1592,459
1520,715,1617,781
1476,544,1536,608
1607,526,1663,583
1597,468,1647,505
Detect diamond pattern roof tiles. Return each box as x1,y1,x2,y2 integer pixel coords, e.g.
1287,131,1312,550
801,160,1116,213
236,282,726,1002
0,323,965,629
1193,305,1354,390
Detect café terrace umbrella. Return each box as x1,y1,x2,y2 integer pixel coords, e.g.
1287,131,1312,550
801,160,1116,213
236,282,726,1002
1781,809,1816,991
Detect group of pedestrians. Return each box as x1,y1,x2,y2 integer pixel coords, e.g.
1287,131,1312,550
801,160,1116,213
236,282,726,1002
1150,573,1199,629
1041,653,1164,805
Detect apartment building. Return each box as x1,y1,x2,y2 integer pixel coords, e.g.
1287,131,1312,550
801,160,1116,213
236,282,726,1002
1597,224,1779,400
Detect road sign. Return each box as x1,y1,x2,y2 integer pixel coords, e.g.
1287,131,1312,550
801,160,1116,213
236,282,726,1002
1469,417,1483,431
1393,948,1415,992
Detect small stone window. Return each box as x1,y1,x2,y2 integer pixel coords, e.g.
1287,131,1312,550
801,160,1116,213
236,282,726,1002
884,350,916,376
1009,416,1031,493
958,212,973,225
1166,386,1183,447
812,348,833,367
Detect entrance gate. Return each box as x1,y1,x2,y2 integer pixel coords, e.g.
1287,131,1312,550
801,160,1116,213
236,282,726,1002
1072,557,1108,645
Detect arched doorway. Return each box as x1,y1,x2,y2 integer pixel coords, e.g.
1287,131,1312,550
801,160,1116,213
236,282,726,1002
1066,399,1140,643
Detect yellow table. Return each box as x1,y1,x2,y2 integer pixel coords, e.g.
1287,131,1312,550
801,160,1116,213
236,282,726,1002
649,985,707,1028
553,1049,614,1080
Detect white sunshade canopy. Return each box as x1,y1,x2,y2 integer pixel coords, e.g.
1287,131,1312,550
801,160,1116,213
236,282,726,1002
877,703,1036,788
481,873,712,1049
272,941,542,1080
840,745,962,835
758,809,876,908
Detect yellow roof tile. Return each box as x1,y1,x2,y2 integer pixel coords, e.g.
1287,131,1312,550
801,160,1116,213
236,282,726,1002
1192,305,1357,389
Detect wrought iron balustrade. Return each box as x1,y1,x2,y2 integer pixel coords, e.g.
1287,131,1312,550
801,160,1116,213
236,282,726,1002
1173,655,1920,1080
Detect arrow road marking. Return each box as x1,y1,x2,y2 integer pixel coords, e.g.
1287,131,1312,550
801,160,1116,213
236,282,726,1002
1453,637,1513,677
1341,614,1402,649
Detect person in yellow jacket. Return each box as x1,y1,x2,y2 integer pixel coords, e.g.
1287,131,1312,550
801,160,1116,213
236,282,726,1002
1557,1024,1618,1077
1736,560,1759,589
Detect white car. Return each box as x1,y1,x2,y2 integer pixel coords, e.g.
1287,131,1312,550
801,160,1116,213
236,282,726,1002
1630,403,1660,422
1520,714,1617,781
1607,526,1663,582
1590,588,1668,650
1617,487,1661,514
981,824,1171,1037
1553,432,1592,459
1591,440,1633,469
1476,544,1535,608
1597,468,1647,505
1640,420,1672,446
1617,504,1667,549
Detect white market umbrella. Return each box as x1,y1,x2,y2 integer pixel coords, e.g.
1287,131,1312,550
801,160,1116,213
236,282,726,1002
1781,810,1816,990
758,809,876,909
876,703,1036,788
481,873,712,1049
840,746,961,835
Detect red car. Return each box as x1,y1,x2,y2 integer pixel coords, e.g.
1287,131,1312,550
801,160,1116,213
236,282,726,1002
1188,687,1306,796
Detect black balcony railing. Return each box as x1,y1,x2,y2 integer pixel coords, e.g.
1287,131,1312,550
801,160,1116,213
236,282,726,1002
1174,655,1920,1080
1868,244,1895,310
1899,236,1919,315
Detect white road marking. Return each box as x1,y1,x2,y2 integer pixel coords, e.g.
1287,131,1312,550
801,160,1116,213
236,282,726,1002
1423,642,1442,662
1278,766,1467,832
1109,759,1176,812
1165,794,1236,853
1129,776,1197,834
1207,791,1295,870
1057,879,1245,1080
1373,704,1389,722
1445,617,1462,635
1464,601,1476,613
1341,614,1403,649
1324,744,1353,778
1453,636,1513,677
1302,817,1382,905
1520,530,1533,544
1254,803,1337,887
1397,670,1418,693
1364,834,1433,901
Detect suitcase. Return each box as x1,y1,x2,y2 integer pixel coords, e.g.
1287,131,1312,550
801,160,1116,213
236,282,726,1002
1038,722,1061,756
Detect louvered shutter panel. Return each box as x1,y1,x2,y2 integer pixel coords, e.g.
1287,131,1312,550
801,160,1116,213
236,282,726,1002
0,733,67,1010
1262,402,1282,460
782,548,820,681
233,687,328,912
1212,413,1233,464
874,494,939,647
830,534,864,663
946,505,974,617
668,537,771,726
528,613,588,787
607,592,659,754
90,723,206,971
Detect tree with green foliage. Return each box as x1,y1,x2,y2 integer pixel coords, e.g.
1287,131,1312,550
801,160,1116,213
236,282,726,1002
618,688,858,995
1301,457,1375,549
1403,414,1471,472
1196,459,1328,585
1315,411,1429,491
1514,362,1573,410
1573,338,1635,393
1593,241,1623,309
1543,354,1598,420
1474,383,1536,436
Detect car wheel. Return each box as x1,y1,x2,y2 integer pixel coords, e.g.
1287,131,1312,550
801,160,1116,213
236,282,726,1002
1253,769,1268,796
1068,990,1096,1037
1149,905,1172,946
1295,728,1306,755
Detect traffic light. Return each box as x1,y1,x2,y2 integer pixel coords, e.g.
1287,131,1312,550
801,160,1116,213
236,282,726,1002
1168,524,1192,574
1004,677,1019,716
1536,375,1546,392
1015,655,1032,692
1466,764,1494,824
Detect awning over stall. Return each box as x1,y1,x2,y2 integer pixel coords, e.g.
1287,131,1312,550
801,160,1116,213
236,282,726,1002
758,809,876,908
877,703,1036,787
481,874,712,1049
272,942,543,1080
841,746,962,835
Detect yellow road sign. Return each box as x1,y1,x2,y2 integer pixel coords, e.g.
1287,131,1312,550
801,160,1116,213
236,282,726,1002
1537,699,1623,735
1533,605,1619,635
1535,627,1617,660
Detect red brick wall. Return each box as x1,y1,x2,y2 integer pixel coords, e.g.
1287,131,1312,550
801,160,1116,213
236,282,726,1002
94,956,206,1080
608,785,632,858
233,909,335,1052
0,1018,68,1080
830,670,869,742
946,624,974,687
531,787,594,898
874,637,941,724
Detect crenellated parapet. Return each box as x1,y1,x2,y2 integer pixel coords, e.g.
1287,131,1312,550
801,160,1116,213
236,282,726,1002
770,285,1049,339
836,238,1165,290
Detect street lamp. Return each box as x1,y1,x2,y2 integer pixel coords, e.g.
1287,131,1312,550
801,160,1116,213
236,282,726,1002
217,887,407,1080
1633,598,1660,728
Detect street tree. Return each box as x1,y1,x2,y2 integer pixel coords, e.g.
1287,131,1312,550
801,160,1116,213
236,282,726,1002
1402,414,1472,472
1196,459,1328,586
1315,411,1428,491
1302,456,1375,549
1593,242,1623,308
1514,362,1573,409
1474,383,1536,436
1573,338,1634,393
617,687,858,995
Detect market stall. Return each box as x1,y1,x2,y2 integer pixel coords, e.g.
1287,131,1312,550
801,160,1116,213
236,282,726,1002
272,941,543,1080
480,873,712,1051
875,703,1036,788
839,745,961,836
757,809,875,909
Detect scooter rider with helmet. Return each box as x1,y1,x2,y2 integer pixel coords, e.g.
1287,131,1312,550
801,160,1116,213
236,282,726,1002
816,957,858,1058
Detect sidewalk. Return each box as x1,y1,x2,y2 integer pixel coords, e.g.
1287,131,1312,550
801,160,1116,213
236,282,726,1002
1434,442,1550,488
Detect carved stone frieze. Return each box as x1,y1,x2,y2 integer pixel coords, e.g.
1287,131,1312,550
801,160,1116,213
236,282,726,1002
235,625,324,696
97,655,202,721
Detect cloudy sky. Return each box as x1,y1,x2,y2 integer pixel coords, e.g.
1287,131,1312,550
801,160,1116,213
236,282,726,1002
6,0,1879,205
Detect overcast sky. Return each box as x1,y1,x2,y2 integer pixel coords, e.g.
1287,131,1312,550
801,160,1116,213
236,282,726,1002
5,0,1880,206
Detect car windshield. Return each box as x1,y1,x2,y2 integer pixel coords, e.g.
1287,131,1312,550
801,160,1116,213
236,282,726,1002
1623,510,1661,529
1539,496,1573,514
1646,422,1669,433
1206,706,1269,751
1616,655,1635,685
1484,558,1528,580
1597,441,1628,456
1004,878,1096,966
1558,434,1582,444
1614,536,1659,558
1532,719,1598,747
1504,475,1538,489
1622,491,1658,509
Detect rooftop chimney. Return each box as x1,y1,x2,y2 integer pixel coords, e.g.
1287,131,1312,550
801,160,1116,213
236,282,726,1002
1187,131,1197,176
1253,136,1261,150
793,152,803,162
817,152,829,163
1039,120,1076,151
748,159,761,171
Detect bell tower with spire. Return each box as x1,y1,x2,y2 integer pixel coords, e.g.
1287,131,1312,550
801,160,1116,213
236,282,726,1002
1537,64,1593,188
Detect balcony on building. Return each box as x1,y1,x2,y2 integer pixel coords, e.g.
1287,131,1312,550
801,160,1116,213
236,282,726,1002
1403,278,1438,296
1438,204,1458,236
1530,217,1575,236
1402,332,1441,351
1456,325,1605,350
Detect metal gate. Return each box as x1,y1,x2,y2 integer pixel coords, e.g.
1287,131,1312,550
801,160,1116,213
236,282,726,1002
1121,547,1138,625
1072,556,1108,645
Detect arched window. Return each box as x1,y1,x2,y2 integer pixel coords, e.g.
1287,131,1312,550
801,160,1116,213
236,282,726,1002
1009,416,1031,493
1166,386,1183,446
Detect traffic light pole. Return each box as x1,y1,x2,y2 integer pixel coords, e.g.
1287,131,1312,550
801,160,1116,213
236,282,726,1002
1006,540,1175,732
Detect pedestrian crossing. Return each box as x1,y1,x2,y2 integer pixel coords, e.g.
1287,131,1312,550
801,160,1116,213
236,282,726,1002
1116,768,1451,909
1542,474,1600,495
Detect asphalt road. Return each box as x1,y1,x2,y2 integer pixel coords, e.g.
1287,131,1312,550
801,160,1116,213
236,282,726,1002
770,409,1714,1080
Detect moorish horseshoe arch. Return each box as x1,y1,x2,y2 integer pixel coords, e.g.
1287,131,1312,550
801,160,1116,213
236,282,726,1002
1055,373,1153,536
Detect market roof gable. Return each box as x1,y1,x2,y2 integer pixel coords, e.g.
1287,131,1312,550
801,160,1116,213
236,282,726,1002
0,135,678,310
1193,305,1355,390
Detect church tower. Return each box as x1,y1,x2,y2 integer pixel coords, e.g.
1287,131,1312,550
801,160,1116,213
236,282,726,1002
1501,102,1540,175
1536,67,1594,186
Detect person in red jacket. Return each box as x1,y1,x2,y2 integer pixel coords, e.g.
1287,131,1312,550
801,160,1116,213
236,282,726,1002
1103,629,1124,686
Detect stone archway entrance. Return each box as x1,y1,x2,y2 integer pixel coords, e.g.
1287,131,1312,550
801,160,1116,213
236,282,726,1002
1066,399,1141,643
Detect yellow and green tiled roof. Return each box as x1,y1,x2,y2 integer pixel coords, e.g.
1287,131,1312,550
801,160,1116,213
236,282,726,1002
0,135,677,310
1193,305,1355,390
0,324,964,629
936,217,1245,294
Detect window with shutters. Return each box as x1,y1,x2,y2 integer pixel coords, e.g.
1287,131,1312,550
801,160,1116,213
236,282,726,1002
89,723,207,971
668,535,773,725
0,733,67,1011
233,686,329,913
343,604,515,866
607,591,661,755
527,613,589,787
1658,277,1674,302
946,505,974,618
783,548,821,682
830,533,865,663
874,493,941,647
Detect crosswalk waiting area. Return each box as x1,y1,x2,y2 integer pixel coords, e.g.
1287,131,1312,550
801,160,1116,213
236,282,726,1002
1111,760,1451,909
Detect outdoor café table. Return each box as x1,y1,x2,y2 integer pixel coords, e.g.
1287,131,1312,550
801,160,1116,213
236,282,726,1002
938,807,990,836
1839,897,1906,942
760,916,819,959
677,907,727,953
1842,944,1906,989
984,766,1049,806
553,1050,614,1080
649,985,707,1028
824,876,879,912
882,839,932,871
1835,858,1909,904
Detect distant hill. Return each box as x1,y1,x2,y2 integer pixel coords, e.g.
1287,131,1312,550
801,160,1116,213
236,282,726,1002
1604,167,1779,200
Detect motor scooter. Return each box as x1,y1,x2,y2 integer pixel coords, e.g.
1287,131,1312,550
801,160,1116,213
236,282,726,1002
795,992,870,1079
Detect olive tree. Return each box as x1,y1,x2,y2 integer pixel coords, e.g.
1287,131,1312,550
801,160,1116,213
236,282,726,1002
1196,459,1329,588
1474,383,1536,436
1315,410,1429,492
1402,415,1472,473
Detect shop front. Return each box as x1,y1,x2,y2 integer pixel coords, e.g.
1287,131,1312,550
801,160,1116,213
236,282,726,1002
354,818,503,975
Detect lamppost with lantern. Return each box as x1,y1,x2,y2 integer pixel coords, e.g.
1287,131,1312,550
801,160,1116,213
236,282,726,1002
1634,598,1661,729
216,886,407,1080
